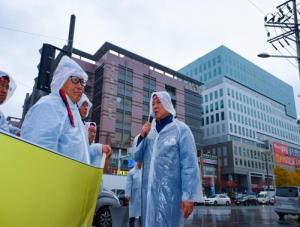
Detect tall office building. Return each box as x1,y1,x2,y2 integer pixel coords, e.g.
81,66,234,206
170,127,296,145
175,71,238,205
180,45,300,192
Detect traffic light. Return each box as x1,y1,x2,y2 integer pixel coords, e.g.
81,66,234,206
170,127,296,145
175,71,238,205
37,44,56,93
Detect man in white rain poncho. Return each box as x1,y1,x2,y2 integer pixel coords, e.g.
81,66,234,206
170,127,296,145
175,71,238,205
86,122,112,167
78,93,92,122
21,56,110,164
133,91,203,227
125,162,142,227
78,94,112,167
0,70,20,135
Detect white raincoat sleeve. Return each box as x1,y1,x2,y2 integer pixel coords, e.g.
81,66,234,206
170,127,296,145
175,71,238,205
21,100,63,152
132,135,147,163
178,123,203,202
89,143,103,167
125,170,133,198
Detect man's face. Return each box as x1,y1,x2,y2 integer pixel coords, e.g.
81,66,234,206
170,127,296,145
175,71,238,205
0,77,9,104
88,126,96,144
152,95,169,121
79,101,89,118
61,76,85,103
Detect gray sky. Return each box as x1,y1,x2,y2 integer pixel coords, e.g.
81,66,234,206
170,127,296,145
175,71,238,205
1,0,299,119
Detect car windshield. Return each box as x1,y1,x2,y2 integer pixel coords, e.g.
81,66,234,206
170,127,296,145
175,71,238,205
276,187,299,197
258,194,266,198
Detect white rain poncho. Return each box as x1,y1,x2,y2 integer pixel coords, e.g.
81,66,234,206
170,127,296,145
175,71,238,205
125,165,142,218
78,93,92,119
149,91,176,117
0,70,16,103
133,91,203,227
21,56,91,164
0,71,19,135
86,122,103,167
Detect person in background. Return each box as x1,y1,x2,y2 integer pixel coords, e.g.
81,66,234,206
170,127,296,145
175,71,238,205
86,122,112,167
133,91,203,227
78,93,92,123
21,56,110,164
125,162,142,227
77,94,112,167
0,70,20,135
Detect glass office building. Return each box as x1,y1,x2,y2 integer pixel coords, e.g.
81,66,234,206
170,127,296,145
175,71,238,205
180,45,300,192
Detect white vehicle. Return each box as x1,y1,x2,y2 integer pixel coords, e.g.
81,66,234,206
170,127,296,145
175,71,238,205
274,187,300,221
257,191,271,205
205,194,231,206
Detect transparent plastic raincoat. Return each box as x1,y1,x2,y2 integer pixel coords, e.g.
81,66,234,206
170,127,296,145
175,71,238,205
125,165,142,218
133,91,203,227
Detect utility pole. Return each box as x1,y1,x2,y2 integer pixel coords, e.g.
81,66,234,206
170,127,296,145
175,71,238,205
67,14,76,56
292,0,300,78
264,0,300,79
265,147,270,191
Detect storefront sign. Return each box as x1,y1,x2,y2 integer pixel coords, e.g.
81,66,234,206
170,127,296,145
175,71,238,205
273,142,300,168
203,154,218,165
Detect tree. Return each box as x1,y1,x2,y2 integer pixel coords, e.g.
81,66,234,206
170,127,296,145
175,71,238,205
274,166,300,186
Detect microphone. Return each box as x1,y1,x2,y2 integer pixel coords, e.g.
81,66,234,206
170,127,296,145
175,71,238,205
148,114,154,123
141,114,154,139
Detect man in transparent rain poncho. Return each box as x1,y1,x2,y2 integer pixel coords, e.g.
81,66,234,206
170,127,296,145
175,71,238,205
133,91,203,227
21,56,110,164
125,162,142,227
0,70,20,135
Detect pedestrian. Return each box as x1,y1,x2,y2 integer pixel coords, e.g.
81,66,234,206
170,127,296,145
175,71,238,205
125,162,142,227
78,93,92,122
87,122,112,167
21,56,110,164
133,91,203,227
0,70,20,135
77,94,112,166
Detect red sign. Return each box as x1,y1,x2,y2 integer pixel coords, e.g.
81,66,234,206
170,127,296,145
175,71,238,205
273,142,300,168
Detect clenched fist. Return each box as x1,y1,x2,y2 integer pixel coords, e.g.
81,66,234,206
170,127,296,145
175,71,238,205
102,144,112,158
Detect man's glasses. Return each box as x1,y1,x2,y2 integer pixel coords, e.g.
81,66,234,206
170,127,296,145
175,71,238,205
70,76,87,87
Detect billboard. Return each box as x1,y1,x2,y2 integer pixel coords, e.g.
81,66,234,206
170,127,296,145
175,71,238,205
273,142,300,169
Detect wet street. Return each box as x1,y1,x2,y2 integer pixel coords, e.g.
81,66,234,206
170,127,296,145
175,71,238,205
184,205,300,227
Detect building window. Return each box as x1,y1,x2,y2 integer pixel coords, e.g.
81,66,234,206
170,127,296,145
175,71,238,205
165,85,176,108
219,88,223,97
223,147,227,156
220,100,224,108
223,158,228,166
215,102,219,111
214,90,218,99
221,112,225,120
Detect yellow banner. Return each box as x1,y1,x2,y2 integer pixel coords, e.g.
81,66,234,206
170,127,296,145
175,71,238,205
0,132,102,227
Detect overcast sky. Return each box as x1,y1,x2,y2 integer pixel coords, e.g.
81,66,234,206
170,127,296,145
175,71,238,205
1,0,300,119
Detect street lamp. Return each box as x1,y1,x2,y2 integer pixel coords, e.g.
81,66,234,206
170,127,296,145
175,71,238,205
257,53,299,59
258,52,300,81
256,138,272,191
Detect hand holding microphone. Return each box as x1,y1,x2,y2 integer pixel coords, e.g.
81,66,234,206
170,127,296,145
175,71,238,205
140,114,153,138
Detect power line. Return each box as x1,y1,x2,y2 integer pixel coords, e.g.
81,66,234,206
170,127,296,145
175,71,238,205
246,0,265,15
0,25,67,41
